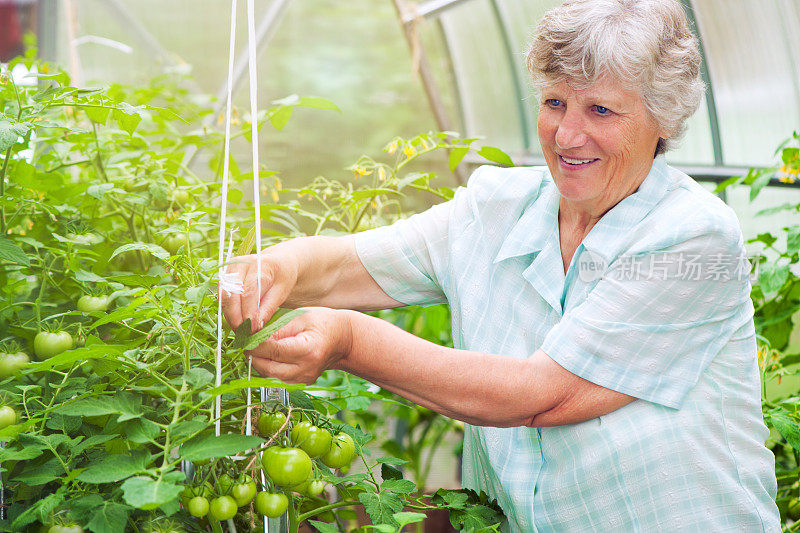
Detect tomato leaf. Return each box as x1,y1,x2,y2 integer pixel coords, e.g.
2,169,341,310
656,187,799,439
393,511,427,528
0,445,43,462
448,146,470,172
85,501,132,533
120,475,184,510
10,491,62,529
376,457,407,466
765,407,800,452
786,225,800,256
179,433,265,462
358,491,403,526
232,308,308,351
380,462,404,482
0,119,32,151
381,478,416,495
0,237,30,267
125,418,161,444
78,451,151,483
112,103,143,135
54,392,142,421
296,96,340,112
477,145,514,167
308,521,339,533
288,390,315,410
759,263,790,295
269,106,293,131
110,242,170,262
12,458,63,486
208,377,308,397
82,104,112,125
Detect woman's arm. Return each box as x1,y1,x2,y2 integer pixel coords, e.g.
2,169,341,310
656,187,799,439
248,308,635,428
222,235,404,333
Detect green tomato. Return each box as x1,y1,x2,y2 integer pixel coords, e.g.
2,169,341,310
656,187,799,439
171,188,190,207
231,478,258,506
77,295,110,313
123,178,148,192
257,411,287,438
0,351,29,378
321,432,356,469
33,331,74,359
208,495,238,521
291,421,333,458
162,233,189,254
0,406,17,429
48,525,84,533
261,446,312,488
305,479,326,497
254,491,288,518
187,496,210,518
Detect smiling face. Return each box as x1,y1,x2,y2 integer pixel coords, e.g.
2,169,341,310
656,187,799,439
537,76,666,221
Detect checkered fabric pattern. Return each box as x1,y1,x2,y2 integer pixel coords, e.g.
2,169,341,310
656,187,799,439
354,156,779,532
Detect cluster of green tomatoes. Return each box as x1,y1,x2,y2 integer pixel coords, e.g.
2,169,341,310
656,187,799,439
0,295,113,434
180,409,357,522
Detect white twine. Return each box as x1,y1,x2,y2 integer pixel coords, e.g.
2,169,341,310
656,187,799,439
215,0,238,438
246,0,262,442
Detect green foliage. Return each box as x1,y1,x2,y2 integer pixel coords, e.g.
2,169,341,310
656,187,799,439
0,55,504,532
719,132,800,530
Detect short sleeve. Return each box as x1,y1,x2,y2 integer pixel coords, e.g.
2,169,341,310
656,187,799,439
540,228,754,409
353,199,454,306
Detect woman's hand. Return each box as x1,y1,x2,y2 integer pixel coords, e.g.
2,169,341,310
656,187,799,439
221,236,403,335
247,307,353,385
221,246,299,333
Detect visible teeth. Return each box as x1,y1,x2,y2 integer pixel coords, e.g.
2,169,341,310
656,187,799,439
561,156,595,164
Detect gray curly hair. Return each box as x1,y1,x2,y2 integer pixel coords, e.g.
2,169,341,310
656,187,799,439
526,0,704,154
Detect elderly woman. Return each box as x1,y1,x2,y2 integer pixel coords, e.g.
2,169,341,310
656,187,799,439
223,0,779,530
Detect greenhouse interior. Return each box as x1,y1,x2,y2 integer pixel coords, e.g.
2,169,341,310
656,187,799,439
0,0,799,531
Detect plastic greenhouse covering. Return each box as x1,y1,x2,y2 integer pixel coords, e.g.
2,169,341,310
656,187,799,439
7,0,800,244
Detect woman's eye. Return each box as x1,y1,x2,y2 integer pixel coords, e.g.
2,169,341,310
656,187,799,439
544,99,562,108
594,105,611,115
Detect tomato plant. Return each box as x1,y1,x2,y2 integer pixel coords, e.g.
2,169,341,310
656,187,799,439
0,54,506,533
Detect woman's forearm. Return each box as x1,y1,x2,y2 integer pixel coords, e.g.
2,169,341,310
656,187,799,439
335,310,545,427
275,236,403,311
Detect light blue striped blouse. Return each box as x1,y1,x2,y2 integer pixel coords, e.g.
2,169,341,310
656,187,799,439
354,156,779,532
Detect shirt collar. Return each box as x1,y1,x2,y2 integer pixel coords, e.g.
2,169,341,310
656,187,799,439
493,155,674,265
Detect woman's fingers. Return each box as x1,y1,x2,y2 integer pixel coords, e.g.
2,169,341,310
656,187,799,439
221,253,284,333
249,324,312,363
250,357,303,384
247,309,345,385
221,258,251,330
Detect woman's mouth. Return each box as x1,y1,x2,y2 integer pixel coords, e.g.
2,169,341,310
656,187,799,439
558,154,599,168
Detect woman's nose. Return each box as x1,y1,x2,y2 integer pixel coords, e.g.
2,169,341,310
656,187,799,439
554,110,588,150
